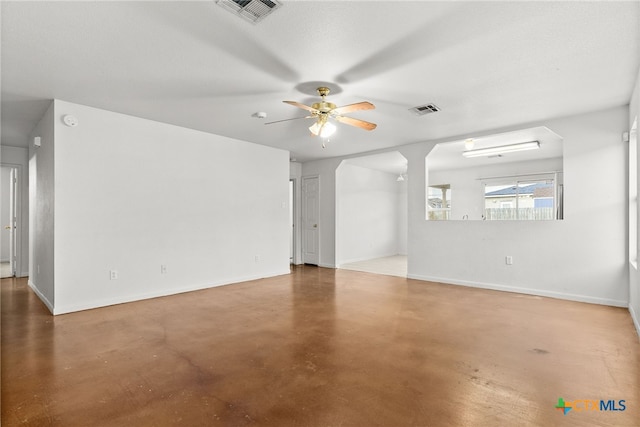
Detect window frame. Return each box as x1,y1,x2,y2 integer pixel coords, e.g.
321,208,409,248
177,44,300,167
427,184,451,221
482,172,562,221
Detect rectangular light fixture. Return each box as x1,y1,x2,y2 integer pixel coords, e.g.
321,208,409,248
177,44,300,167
462,141,540,158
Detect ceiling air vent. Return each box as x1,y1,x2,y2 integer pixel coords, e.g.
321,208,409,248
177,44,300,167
217,0,282,24
409,103,440,116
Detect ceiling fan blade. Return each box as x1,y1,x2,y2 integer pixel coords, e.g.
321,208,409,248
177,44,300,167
331,101,375,115
283,101,318,113
264,115,314,125
334,115,377,131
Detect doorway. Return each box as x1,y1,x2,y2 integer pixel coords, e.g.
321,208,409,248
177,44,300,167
1,165,19,278
335,152,408,277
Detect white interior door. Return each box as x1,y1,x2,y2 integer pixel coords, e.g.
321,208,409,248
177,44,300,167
302,176,320,265
9,168,16,276
2,166,17,278
289,180,294,264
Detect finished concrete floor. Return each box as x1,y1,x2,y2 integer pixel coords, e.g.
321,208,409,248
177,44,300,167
2,266,639,426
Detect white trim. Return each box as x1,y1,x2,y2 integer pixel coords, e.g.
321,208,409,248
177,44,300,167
28,279,54,314
337,252,400,267
51,269,291,315
630,305,640,340
318,263,336,269
289,178,298,265
407,274,628,307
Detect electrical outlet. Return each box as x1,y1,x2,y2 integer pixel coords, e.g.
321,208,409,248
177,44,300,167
505,256,513,265
161,265,167,274
110,270,118,280
255,255,260,263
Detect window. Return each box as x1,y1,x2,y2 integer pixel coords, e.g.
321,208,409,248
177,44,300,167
427,185,451,220
483,174,562,220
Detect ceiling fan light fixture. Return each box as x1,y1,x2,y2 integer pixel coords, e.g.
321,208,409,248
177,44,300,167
274,86,376,141
309,121,336,138
462,141,540,158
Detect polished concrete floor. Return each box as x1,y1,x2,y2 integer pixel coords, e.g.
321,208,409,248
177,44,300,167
2,266,639,426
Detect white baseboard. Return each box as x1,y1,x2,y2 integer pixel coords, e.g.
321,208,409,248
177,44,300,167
52,269,292,315
27,279,54,314
407,274,628,308
630,305,640,340
318,263,336,269
337,252,400,266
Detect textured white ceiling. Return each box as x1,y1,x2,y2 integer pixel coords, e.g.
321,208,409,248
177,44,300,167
2,1,639,163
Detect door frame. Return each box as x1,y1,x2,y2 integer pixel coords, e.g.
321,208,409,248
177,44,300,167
289,179,296,264
302,175,320,265
2,163,22,277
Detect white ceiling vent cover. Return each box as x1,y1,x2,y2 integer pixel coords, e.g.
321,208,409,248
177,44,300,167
409,103,440,116
217,0,282,24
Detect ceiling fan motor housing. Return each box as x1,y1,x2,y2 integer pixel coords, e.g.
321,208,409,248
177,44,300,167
317,86,331,97
313,86,336,113
312,101,336,113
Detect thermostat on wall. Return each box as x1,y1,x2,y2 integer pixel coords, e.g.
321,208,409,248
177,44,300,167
63,114,78,127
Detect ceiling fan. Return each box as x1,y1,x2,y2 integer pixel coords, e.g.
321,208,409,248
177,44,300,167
266,87,376,139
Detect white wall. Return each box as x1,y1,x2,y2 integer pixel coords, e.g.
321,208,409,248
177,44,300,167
305,105,629,307
336,163,404,264
629,65,640,337
397,178,408,255
1,145,30,277
414,107,628,306
33,100,290,314
28,101,56,310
